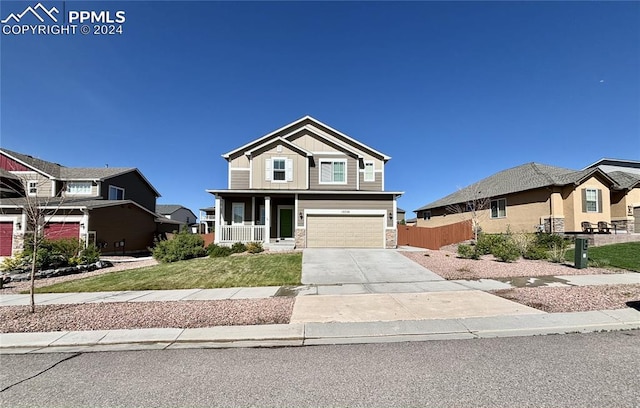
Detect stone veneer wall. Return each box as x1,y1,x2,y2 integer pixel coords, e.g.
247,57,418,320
295,228,306,248
543,217,565,233
611,220,634,234
385,229,397,249
12,233,24,257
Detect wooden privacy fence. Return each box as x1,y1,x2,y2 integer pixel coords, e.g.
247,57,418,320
199,233,215,247
397,220,472,250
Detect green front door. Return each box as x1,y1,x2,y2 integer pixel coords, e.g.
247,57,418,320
279,208,293,238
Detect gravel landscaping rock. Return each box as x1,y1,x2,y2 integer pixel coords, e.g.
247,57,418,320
492,284,640,313
400,249,625,280
0,298,294,333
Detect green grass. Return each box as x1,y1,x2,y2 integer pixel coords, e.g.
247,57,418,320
32,253,302,293
565,241,640,272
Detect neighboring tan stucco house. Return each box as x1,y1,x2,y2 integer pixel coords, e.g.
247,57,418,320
0,148,164,256
583,158,640,234
207,116,403,248
414,162,640,234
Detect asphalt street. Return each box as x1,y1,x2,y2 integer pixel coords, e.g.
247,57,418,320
1,331,638,407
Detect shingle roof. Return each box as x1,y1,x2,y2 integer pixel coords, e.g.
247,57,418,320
60,167,136,179
414,162,614,212
607,171,640,190
1,148,62,177
156,204,184,215
397,207,406,213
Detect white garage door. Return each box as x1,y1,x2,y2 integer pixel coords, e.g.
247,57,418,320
306,215,384,248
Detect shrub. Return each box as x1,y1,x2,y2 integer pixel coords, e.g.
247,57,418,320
475,234,506,255
457,244,479,260
548,242,567,263
152,231,206,263
0,251,29,272
230,242,247,254
511,232,535,256
535,233,566,250
492,239,520,262
80,244,101,264
524,246,548,260
246,242,264,254
209,244,232,258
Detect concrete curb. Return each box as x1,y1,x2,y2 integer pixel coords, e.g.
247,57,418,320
1,309,638,354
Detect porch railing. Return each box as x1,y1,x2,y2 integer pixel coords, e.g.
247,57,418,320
218,225,265,243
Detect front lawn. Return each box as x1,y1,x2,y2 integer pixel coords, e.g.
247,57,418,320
565,241,640,272
32,253,302,293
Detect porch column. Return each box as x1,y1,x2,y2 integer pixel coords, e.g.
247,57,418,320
214,195,221,244
264,196,271,243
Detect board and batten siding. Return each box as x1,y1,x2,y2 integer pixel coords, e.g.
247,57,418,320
250,144,307,190
298,195,394,227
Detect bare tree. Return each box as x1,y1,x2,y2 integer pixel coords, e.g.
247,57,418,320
2,174,66,313
445,183,491,242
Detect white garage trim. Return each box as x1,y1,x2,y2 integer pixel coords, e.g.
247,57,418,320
304,210,386,248
302,209,386,228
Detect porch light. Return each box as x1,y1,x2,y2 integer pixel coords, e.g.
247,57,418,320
389,212,393,220
16,222,21,230
299,212,303,220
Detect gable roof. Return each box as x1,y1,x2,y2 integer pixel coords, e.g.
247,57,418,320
583,158,640,171
222,116,391,161
156,204,189,215
415,162,617,212
607,171,640,190
0,148,161,197
245,136,313,157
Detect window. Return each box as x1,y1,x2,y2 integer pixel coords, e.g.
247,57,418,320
265,158,292,182
232,203,244,225
585,188,598,212
258,205,265,225
422,211,431,220
490,198,506,218
27,181,38,196
364,161,374,182
66,182,92,195
273,159,286,181
320,160,346,184
108,185,125,200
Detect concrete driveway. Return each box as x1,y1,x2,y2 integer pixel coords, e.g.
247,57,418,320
301,249,468,294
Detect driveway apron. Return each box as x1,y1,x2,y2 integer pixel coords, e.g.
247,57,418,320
301,249,445,285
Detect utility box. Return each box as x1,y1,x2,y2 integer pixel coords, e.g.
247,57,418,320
574,238,588,269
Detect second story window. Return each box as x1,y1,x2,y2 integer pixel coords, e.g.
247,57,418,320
273,159,286,181
27,181,38,196
364,161,374,182
320,160,346,184
265,158,292,182
66,182,92,195
109,185,125,200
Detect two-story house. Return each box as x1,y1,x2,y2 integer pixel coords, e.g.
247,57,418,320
0,148,163,256
207,116,403,249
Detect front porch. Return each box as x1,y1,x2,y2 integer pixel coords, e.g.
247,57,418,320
213,193,297,246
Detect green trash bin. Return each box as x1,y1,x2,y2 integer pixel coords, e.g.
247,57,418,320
574,238,588,269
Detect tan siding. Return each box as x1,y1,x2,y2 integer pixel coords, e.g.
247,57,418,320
359,172,383,191
230,170,250,189
288,132,336,152
230,155,250,168
251,144,307,190
16,172,53,197
309,156,357,190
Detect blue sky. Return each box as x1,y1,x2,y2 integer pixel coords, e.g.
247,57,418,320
2,1,639,219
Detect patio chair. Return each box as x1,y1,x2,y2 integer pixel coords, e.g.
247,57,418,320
581,221,595,234
597,221,611,234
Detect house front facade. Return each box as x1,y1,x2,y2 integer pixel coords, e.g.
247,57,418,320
207,116,403,248
0,148,163,256
414,162,640,234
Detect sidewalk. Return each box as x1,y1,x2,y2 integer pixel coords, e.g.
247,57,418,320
1,272,638,354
